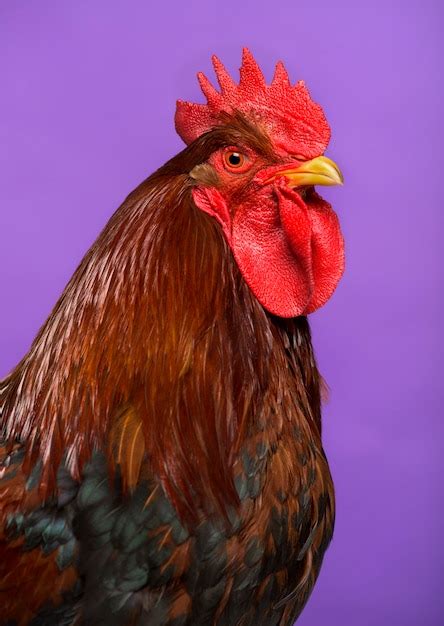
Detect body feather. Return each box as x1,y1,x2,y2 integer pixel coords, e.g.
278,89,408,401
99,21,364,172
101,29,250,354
0,118,335,624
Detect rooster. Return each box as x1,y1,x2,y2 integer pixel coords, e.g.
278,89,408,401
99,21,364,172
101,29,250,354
0,49,344,625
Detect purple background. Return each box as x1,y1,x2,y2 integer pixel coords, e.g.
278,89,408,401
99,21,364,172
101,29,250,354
0,1,442,624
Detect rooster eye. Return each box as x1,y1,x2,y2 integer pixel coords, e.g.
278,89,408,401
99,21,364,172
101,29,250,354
223,150,246,170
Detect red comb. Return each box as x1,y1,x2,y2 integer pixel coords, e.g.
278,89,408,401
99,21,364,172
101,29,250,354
175,48,331,156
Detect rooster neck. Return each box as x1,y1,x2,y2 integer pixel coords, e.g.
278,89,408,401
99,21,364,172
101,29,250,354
1,170,322,519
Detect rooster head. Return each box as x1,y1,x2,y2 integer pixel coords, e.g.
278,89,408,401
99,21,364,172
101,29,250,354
175,48,344,318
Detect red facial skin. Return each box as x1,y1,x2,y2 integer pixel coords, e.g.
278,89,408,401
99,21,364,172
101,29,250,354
177,49,344,318
192,145,344,318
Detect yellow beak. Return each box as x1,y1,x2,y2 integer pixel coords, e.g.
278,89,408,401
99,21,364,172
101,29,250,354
268,155,344,187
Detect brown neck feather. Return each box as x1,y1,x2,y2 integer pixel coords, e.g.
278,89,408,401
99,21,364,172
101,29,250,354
1,136,322,520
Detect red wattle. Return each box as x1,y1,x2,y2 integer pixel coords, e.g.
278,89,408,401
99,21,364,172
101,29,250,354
192,183,344,319
304,192,345,313
276,184,345,314
231,187,314,318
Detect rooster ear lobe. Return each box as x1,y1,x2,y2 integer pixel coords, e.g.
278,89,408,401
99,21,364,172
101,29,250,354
192,186,233,245
240,48,266,92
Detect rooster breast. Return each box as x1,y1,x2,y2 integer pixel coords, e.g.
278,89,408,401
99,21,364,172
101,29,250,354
72,406,334,626
0,370,334,626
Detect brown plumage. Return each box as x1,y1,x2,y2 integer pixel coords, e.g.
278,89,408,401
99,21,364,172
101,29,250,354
0,50,343,625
